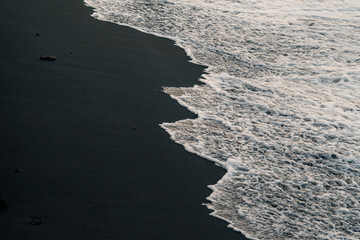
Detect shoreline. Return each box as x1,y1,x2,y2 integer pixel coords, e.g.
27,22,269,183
0,0,248,239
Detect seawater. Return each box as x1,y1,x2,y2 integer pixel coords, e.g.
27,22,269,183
83,0,360,239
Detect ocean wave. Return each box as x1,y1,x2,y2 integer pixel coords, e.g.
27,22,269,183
84,0,360,239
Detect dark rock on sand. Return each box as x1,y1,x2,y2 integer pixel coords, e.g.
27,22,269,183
31,217,44,225
14,168,21,173
39,55,56,61
36,33,40,36
0,199,7,208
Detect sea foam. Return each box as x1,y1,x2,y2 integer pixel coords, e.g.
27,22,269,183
84,0,360,239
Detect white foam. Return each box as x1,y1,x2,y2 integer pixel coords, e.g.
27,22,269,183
84,0,360,239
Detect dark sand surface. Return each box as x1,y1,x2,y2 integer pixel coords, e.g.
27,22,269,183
0,0,248,239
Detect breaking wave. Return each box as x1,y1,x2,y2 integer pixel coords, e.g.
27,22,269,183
84,0,360,239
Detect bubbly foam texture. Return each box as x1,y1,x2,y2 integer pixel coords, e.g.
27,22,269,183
84,0,360,239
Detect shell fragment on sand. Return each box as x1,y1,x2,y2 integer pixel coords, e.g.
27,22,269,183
39,55,56,61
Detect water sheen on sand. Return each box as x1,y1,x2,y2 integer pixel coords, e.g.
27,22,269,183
84,0,360,239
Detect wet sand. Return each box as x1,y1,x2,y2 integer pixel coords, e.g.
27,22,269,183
0,0,248,239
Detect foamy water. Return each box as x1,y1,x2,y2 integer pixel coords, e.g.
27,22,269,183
84,0,360,239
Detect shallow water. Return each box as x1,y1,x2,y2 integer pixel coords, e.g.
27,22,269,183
84,0,360,239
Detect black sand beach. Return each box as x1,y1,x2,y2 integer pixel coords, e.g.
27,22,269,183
0,0,247,239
